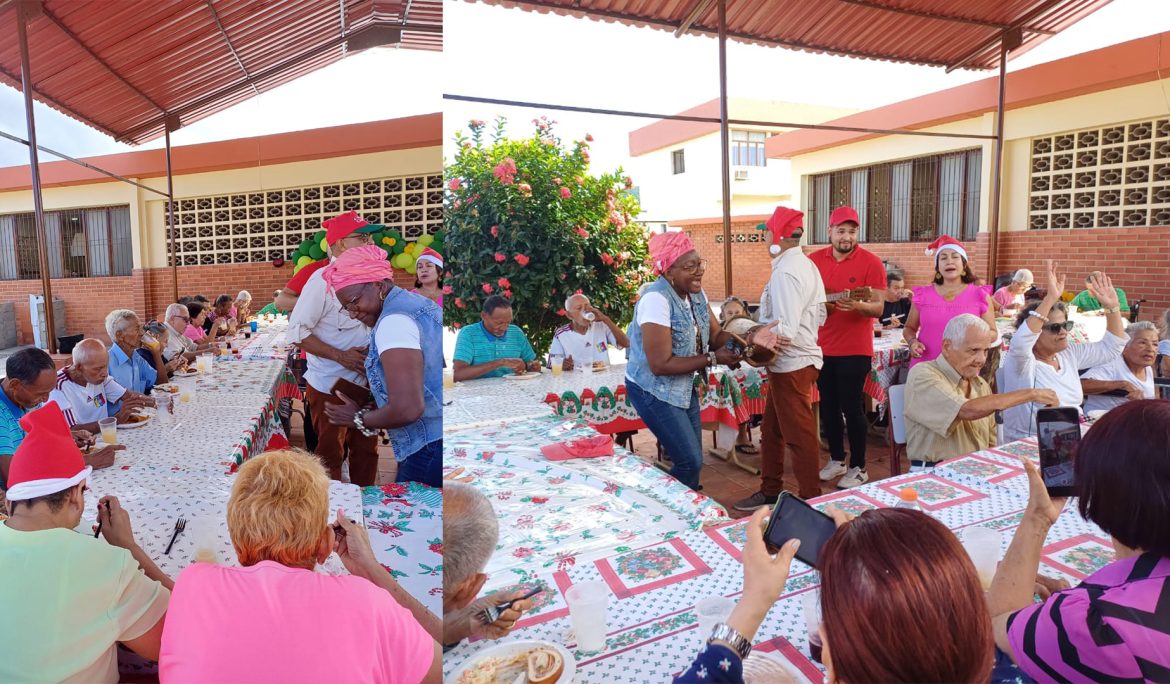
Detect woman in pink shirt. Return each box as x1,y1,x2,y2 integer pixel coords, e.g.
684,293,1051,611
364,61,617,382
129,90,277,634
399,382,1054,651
902,236,996,367
992,269,1034,314
159,450,441,683
182,302,209,344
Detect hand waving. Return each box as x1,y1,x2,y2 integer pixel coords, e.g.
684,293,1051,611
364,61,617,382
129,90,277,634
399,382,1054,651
1044,260,1066,302
1087,271,1120,310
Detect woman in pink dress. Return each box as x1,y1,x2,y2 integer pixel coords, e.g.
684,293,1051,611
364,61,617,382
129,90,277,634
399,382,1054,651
902,236,996,367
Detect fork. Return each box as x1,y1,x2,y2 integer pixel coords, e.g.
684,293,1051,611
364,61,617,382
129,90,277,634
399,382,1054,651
164,518,187,555
479,586,543,625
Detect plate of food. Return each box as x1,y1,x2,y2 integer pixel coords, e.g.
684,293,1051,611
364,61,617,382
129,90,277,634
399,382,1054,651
504,370,543,381
447,641,573,684
80,440,108,455
118,409,155,429
153,383,180,394
591,361,606,371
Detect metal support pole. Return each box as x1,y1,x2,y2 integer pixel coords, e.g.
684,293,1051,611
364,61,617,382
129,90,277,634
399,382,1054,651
165,123,178,302
717,0,732,298
987,37,1008,282
17,0,56,354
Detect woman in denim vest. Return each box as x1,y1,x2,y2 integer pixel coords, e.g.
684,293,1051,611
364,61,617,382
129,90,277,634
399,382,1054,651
626,232,745,491
319,246,444,488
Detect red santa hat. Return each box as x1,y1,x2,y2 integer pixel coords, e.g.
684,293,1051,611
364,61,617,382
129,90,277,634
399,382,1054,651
924,235,968,263
415,247,443,270
5,401,91,501
757,206,804,256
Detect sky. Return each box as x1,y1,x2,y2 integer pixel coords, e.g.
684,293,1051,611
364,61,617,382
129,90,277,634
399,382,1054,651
0,45,443,167
443,0,1170,173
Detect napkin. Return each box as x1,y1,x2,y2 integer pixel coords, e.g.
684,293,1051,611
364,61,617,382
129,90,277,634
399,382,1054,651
539,434,614,461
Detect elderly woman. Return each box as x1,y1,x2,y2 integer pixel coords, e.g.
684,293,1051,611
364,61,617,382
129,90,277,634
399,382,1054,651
903,235,996,367
625,232,745,491
183,302,209,344
1081,320,1158,413
675,505,995,683
206,294,237,338
230,290,252,323
319,245,443,488
990,400,1170,680
412,247,443,306
159,449,441,682
1000,261,1126,440
992,268,1034,313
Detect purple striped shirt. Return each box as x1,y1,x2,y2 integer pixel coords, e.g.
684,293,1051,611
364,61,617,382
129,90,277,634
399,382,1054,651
1007,553,1170,682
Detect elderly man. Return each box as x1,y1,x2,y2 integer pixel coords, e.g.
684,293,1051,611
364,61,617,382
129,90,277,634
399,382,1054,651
442,482,535,647
233,290,253,322
0,402,171,683
106,309,167,397
993,269,1034,314
453,295,541,381
1081,320,1158,413
550,293,629,371
255,289,285,317
1071,271,1130,316
287,211,381,484
905,314,1059,468
162,302,208,362
49,339,150,433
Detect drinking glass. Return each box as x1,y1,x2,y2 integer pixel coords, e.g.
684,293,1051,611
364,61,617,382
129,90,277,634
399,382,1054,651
98,417,118,445
695,596,734,642
443,369,455,390
549,354,565,377
962,526,1003,590
565,580,609,653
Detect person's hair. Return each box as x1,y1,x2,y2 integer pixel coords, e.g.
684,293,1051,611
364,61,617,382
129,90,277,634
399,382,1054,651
104,309,139,342
214,294,232,308
482,295,512,316
165,303,188,321
1012,268,1034,284
193,294,210,304
1126,320,1157,337
236,290,252,302
72,338,106,364
564,293,589,312
932,256,978,285
9,482,79,514
177,296,192,306
1077,400,1170,556
942,313,990,347
442,482,500,592
186,301,205,320
414,262,443,290
5,347,54,385
1014,300,1067,331
820,508,994,682
227,449,330,567
886,270,905,285
719,296,750,323
144,321,166,337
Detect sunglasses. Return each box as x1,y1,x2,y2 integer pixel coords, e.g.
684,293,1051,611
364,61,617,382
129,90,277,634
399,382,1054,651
1042,321,1075,334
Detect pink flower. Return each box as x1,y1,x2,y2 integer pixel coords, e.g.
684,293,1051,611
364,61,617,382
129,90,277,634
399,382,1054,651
453,200,461,209
514,254,530,266
609,210,626,228
482,283,493,293
585,133,594,142
494,252,506,262
490,225,499,238
559,187,572,199
517,183,532,196
553,177,562,185
442,285,453,295
556,309,566,316
497,277,511,289
624,176,633,189
454,298,465,309
493,158,517,185
582,151,590,163
470,119,485,127
447,178,461,192
504,290,513,298
575,289,583,295
616,275,626,285
576,227,589,238
600,253,615,266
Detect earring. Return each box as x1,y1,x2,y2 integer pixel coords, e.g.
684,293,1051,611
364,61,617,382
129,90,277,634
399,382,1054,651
379,285,387,301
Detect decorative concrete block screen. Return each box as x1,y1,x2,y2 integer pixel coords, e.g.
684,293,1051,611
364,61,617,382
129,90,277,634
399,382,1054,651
167,173,443,266
1028,119,1170,230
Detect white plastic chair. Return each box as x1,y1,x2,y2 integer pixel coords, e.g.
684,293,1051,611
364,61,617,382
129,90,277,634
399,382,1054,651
888,384,907,476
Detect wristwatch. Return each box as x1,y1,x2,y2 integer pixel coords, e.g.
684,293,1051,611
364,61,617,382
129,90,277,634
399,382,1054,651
1100,306,1121,315
708,622,752,660
352,408,377,437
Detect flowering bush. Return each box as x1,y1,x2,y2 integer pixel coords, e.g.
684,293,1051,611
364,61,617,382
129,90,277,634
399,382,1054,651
445,117,651,354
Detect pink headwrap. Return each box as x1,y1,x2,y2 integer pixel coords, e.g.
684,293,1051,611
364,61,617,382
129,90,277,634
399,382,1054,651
648,231,696,275
320,245,394,293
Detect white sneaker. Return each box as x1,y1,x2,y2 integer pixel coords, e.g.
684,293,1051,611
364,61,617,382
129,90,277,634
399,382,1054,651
819,460,847,481
837,467,869,489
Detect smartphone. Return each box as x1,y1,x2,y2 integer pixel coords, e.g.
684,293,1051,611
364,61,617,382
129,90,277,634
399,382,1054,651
1036,407,1081,497
763,492,838,568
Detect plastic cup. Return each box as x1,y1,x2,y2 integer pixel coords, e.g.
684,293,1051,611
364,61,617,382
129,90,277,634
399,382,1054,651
250,320,258,333
98,416,118,445
179,383,194,404
802,590,823,662
550,354,564,377
151,391,173,425
443,369,455,390
962,526,1003,590
695,596,734,642
189,514,221,564
565,580,609,653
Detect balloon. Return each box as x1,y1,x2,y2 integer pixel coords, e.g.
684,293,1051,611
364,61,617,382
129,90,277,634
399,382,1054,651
405,262,417,275
319,237,328,253
296,255,312,268
403,242,416,255
417,234,434,247
379,244,394,259
293,264,303,275
393,253,412,269
308,245,325,260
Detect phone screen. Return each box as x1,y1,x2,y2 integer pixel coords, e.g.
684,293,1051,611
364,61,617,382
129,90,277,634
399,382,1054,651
763,493,838,568
1036,407,1081,497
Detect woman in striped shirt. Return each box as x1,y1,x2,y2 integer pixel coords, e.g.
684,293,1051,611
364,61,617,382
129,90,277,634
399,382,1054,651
989,399,1170,681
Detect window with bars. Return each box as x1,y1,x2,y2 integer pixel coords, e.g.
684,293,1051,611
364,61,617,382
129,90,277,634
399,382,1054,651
166,173,444,267
672,149,685,175
0,205,132,281
1028,119,1170,230
731,130,767,167
806,149,982,244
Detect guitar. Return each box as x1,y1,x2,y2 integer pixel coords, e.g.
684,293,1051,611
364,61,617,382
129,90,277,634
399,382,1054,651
825,287,878,303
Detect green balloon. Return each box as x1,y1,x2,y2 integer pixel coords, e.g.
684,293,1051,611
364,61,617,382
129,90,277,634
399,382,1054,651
393,253,412,269
296,255,312,268
379,244,394,259
313,229,326,244
308,244,325,260
405,261,417,275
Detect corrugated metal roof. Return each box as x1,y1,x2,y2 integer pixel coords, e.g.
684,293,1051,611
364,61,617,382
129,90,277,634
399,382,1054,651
0,0,442,145
473,0,1112,70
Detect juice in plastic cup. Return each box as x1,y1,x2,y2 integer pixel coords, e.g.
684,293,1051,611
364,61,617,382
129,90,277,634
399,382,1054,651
443,369,455,390
550,354,564,377
98,417,118,445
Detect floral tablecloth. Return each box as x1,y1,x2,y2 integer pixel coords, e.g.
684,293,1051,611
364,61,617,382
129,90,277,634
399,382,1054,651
444,434,1113,683
362,482,444,617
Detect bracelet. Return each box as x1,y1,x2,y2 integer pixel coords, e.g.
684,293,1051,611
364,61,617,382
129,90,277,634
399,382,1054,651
708,622,752,660
707,351,717,368
352,408,378,438
1028,310,1050,323
1100,306,1121,315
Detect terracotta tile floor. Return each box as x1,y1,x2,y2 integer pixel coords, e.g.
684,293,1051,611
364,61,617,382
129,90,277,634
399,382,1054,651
285,407,400,485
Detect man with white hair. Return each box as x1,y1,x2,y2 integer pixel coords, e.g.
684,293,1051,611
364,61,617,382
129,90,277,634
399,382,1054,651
442,482,535,647
548,293,628,371
904,314,1059,468
162,302,205,362
993,269,1034,313
105,310,165,396
233,290,253,322
1081,320,1159,413
48,339,151,433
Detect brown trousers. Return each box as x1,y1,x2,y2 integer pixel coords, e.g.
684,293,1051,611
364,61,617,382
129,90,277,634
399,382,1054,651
760,365,822,499
305,384,380,487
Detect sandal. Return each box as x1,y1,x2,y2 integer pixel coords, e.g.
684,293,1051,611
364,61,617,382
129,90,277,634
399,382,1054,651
735,443,759,455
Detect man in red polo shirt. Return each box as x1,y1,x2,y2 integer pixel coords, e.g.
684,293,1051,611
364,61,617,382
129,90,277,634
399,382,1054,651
809,206,886,488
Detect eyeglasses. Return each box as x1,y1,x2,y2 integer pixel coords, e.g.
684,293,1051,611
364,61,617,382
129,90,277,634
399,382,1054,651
342,284,369,312
678,258,707,274
342,233,373,245
1042,321,1075,334
173,315,190,323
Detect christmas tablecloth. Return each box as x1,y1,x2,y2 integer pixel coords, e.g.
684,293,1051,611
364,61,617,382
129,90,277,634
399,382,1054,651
362,482,444,617
444,434,1113,683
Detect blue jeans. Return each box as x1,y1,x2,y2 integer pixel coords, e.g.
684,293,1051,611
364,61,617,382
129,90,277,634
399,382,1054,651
396,439,443,488
627,380,703,490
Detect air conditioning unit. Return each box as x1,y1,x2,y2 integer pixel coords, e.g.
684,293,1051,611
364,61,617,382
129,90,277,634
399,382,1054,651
734,169,750,181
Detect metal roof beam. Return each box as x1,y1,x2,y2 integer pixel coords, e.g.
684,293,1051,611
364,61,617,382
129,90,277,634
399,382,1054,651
836,0,1056,35
947,0,1061,72
204,0,260,99
674,0,715,37
0,128,170,197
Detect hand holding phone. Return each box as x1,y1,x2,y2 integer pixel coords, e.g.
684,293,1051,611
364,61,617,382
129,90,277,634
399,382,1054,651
1036,407,1081,497
763,492,838,568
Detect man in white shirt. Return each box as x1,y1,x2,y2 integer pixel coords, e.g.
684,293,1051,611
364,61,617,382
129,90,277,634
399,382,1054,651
286,211,382,485
1081,320,1158,413
162,303,201,362
549,294,629,371
48,339,150,433
736,207,827,510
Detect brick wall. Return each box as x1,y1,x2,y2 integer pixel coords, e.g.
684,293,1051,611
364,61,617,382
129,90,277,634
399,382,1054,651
681,221,1168,323
0,261,421,348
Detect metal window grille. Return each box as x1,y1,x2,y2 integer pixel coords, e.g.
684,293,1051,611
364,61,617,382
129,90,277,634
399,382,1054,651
672,149,686,175
731,130,767,167
166,173,443,267
1027,119,1170,230
0,205,131,281
806,149,982,244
